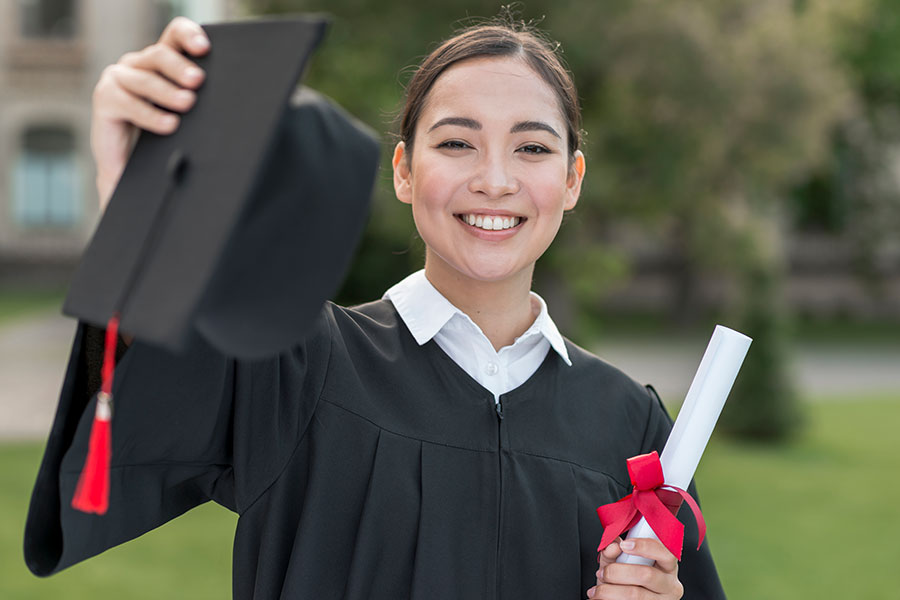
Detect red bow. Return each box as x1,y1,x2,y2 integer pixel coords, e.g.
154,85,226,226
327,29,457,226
595,451,705,560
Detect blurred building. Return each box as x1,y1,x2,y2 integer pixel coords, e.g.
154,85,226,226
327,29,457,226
0,0,232,284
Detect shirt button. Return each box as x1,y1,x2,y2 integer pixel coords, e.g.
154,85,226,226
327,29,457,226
484,361,499,376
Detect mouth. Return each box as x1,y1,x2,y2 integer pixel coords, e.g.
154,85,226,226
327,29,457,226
455,213,527,232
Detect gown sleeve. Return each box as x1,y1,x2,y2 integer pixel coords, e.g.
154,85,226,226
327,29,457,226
23,309,333,577
639,384,728,599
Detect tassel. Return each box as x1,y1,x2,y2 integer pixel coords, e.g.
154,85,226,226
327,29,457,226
71,314,119,515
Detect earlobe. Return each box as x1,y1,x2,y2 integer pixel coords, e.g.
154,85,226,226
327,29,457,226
392,142,412,205
564,150,586,210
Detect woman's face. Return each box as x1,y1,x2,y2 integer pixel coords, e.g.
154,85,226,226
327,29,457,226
393,56,585,285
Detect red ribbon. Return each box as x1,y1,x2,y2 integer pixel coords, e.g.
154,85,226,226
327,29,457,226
595,451,705,561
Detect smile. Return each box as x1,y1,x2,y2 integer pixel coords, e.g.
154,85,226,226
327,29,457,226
456,213,525,231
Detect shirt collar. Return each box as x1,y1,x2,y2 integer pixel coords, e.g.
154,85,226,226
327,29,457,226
383,269,572,366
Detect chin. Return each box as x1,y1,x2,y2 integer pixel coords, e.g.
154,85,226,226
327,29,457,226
456,259,527,284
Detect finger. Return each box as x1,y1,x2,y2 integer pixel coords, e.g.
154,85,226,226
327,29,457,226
619,538,679,573
119,45,206,89
158,16,210,56
109,64,196,113
598,538,623,567
103,85,180,135
601,562,672,595
588,582,650,599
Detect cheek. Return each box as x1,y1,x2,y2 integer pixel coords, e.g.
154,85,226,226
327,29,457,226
526,164,572,215
411,162,465,211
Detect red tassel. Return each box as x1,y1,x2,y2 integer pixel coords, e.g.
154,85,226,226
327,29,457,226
71,397,111,514
72,314,119,515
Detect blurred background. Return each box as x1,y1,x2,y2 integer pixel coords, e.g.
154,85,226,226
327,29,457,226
1,0,899,598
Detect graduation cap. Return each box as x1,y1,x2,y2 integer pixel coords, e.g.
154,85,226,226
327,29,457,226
64,16,380,514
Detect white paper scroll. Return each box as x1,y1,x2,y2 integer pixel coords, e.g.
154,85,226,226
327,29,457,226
617,325,752,566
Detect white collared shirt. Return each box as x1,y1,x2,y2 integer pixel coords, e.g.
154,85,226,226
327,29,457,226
383,270,572,403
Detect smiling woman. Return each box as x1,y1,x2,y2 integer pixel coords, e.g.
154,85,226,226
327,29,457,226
25,13,724,600
393,55,585,350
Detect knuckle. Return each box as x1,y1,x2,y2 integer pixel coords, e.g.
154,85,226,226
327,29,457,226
118,51,138,66
636,567,653,585
97,65,117,86
142,44,163,62
620,587,640,600
94,67,122,101
603,564,618,582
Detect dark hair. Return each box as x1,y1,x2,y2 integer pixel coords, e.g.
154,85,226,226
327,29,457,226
399,18,582,164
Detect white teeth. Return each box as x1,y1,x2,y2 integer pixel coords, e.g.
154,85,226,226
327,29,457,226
461,214,522,231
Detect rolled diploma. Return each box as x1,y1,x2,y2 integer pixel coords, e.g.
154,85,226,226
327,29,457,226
617,325,752,565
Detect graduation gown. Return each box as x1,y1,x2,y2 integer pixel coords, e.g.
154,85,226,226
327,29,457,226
25,299,727,599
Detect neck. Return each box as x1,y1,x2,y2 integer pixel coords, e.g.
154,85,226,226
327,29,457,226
424,251,538,352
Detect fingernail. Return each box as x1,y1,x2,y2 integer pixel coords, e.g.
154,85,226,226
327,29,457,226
598,567,604,580
586,586,596,598
185,66,204,81
193,35,209,49
621,540,635,551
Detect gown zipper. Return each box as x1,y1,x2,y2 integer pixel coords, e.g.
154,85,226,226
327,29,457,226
495,397,504,599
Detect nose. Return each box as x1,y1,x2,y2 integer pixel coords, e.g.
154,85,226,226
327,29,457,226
468,151,519,199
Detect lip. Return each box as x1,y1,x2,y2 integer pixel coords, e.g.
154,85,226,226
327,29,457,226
456,209,524,217
454,212,526,240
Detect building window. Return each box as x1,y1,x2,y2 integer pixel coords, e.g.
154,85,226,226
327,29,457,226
18,0,77,39
12,126,82,228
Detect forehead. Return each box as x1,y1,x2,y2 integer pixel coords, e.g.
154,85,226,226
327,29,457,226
421,56,564,129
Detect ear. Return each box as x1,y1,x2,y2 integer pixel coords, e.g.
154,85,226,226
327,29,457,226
392,142,412,205
564,150,585,211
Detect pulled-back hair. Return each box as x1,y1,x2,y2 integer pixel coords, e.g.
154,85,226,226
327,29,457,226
399,17,582,164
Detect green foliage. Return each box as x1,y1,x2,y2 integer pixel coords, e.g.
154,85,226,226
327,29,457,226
720,259,804,441
789,0,900,286
242,1,858,314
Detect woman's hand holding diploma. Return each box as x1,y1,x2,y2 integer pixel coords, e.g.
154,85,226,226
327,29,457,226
91,17,209,211
587,537,684,599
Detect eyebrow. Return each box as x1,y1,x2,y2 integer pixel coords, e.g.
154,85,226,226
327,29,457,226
428,117,561,139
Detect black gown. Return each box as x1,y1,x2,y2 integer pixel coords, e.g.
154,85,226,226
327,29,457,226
25,299,727,599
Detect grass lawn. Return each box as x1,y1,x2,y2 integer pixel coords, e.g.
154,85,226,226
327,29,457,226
696,393,900,599
2,395,898,599
0,289,66,327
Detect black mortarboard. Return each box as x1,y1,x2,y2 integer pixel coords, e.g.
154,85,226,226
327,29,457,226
63,16,380,360
63,16,379,515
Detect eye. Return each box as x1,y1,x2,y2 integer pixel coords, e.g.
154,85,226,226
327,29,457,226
436,140,472,151
517,144,551,155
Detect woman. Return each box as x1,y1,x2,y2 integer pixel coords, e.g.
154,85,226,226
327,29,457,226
26,15,724,600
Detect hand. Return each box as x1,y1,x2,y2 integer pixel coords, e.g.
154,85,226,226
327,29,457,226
586,537,683,599
91,16,210,211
